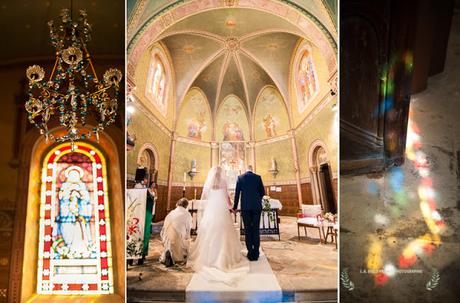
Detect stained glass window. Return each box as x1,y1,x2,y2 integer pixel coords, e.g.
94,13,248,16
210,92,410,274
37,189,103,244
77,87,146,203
297,48,319,113
146,53,167,116
37,142,113,294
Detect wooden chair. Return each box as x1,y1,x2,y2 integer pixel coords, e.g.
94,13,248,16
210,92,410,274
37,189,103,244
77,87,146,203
296,204,323,242
324,216,338,249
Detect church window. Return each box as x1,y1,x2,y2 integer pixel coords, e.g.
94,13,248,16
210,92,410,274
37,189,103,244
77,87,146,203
37,142,113,294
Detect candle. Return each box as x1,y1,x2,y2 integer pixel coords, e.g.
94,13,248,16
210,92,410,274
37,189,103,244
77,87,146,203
183,172,186,183
267,186,270,194
194,188,197,200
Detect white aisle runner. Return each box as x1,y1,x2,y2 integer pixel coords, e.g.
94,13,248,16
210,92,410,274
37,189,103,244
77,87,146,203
186,250,282,303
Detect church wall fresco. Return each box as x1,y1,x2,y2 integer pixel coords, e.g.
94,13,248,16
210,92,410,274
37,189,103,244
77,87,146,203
255,138,296,182
176,88,212,142
290,40,332,128
126,106,171,183
215,95,250,142
253,86,290,141
133,43,175,130
295,96,338,178
172,141,211,185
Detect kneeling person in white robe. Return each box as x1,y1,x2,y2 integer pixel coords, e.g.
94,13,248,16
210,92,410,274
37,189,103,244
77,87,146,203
160,198,192,265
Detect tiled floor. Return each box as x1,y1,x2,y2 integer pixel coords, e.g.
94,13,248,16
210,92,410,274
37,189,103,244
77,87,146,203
127,216,338,302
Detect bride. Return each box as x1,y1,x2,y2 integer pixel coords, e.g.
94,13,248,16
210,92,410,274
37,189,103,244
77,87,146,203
187,166,248,285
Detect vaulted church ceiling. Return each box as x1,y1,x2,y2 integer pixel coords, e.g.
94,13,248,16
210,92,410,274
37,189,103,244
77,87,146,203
128,0,336,42
155,8,313,118
129,0,337,133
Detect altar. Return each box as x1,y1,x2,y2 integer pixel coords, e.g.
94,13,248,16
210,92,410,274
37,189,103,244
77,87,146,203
188,198,282,240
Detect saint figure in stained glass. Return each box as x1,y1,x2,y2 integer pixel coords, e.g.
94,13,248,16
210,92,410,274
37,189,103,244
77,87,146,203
53,166,95,259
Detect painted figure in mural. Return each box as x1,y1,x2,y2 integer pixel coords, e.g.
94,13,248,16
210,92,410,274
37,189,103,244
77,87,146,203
223,121,244,141
187,111,207,140
263,113,277,138
53,166,94,259
298,50,317,108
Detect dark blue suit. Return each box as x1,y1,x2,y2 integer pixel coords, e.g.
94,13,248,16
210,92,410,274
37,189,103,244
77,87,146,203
233,171,265,260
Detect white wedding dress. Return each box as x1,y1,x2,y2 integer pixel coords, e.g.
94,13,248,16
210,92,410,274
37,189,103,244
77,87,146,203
187,167,249,285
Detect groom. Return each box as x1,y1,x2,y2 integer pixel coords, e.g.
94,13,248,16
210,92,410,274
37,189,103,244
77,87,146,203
233,165,265,261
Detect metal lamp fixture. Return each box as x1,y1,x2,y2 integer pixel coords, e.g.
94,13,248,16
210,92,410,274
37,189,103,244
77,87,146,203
25,8,122,150
188,159,198,180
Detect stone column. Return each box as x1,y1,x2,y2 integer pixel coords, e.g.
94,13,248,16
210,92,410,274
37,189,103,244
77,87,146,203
166,132,177,211
310,166,320,205
289,130,303,208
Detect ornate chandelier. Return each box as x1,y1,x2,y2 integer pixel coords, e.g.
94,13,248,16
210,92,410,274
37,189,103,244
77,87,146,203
25,9,122,150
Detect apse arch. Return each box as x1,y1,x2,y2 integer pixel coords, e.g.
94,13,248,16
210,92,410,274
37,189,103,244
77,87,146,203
252,85,292,141
9,125,125,302
215,94,250,142
174,87,213,141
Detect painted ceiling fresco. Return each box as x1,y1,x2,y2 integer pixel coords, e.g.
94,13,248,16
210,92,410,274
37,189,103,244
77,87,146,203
254,86,290,141
216,95,250,142
129,0,337,133
176,88,213,141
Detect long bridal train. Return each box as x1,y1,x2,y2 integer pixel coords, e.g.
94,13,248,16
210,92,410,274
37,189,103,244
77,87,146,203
186,167,249,286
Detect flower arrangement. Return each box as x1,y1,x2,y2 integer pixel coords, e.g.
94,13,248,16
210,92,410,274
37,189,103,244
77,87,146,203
262,195,275,222
324,212,337,222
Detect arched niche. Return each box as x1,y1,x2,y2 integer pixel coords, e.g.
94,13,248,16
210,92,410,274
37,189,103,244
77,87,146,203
215,95,250,142
9,126,124,303
137,143,160,185
253,86,290,141
308,140,336,214
175,87,213,142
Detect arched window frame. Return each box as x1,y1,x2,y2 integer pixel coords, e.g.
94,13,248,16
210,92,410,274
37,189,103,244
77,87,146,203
145,48,168,117
295,43,320,113
37,142,113,295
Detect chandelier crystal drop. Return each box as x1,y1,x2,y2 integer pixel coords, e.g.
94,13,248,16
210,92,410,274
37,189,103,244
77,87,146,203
25,9,122,150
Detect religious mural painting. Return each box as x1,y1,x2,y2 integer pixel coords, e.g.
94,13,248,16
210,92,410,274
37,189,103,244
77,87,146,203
255,87,289,140
146,51,167,117
37,142,113,294
216,95,249,142
296,44,319,114
177,89,211,141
